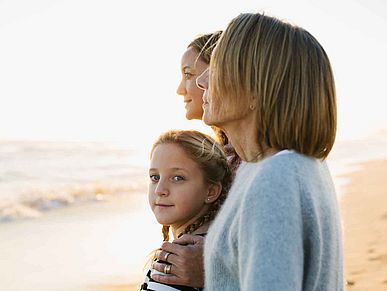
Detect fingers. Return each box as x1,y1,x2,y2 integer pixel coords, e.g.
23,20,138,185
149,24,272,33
153,237,205,288
172,234,204,246
160,236,203,257
155,249,174,262
151,259,203,288
151,261,190,286
150,273,181,285
152,261,173,275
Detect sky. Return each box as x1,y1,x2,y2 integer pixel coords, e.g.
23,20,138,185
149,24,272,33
0,0,386,148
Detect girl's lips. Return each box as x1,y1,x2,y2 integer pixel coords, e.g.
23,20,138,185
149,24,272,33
156,204,173,207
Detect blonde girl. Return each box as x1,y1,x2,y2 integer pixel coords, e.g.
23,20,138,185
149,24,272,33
140,130,232,291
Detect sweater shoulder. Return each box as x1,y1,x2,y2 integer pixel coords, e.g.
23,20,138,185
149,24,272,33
247,151,319,184
238,152,326,208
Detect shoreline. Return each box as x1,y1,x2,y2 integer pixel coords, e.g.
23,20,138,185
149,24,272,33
341,159,387,290
0,192,159,291
1,157,387,290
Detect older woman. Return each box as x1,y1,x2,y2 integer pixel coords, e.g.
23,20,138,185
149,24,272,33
154,12,343,290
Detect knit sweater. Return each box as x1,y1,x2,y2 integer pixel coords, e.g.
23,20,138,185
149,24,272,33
204,151,343,290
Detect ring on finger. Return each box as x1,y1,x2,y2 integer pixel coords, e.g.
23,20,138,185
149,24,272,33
163,251,171,262
164,264,172,274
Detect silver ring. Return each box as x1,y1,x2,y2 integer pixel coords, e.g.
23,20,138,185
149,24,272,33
163,251,171,262
164,264,172,274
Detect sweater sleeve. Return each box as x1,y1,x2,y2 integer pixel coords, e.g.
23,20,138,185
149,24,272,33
238,158,304,290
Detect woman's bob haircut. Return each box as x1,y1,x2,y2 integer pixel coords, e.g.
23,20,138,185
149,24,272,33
210,13,336,159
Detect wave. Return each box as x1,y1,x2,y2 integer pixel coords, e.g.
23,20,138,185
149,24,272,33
0,180,147,223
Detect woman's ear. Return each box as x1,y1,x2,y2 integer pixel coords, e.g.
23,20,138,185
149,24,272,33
205,182,222,204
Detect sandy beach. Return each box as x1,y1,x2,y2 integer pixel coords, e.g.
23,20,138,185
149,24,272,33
342,159,387,290
1,157,387,291
0,192,159,291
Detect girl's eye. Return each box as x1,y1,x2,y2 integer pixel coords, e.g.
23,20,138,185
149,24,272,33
173,175,184,182
150,175,160,182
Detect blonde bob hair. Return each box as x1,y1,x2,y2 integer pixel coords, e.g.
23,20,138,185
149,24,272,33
210,13,336,159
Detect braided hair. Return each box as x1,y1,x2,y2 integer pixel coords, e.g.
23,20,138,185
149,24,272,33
150,130,232,241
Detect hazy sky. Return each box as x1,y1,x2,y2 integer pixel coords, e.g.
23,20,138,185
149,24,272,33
1,0,386,147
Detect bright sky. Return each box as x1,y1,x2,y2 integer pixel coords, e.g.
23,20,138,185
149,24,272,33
1,0,386,148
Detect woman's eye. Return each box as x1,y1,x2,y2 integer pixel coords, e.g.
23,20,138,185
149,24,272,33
150,175,160,182
173,175,184,182
183,72,193,79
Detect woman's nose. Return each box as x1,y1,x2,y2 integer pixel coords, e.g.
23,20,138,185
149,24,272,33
196,69,209,90
176,79,186,96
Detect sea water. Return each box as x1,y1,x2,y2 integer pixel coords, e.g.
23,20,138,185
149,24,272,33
1,134,386,223
0,140,149,222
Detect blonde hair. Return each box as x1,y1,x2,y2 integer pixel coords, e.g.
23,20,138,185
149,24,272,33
150,130,232,241
188,31,222,64
188,31,229,145
210,13,337,159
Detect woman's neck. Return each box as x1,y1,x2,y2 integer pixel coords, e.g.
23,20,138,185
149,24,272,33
222,113,278,162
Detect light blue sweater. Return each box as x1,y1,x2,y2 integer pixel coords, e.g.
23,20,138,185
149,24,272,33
204,151,343,290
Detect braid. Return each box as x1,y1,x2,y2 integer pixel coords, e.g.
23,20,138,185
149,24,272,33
162,225,170,242
178,156,232,238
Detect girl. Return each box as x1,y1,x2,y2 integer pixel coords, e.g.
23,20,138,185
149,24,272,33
140,130,232,291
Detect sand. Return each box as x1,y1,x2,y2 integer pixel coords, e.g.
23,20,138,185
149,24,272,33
0,192,160,291
342,159,387,290
2,158,387,291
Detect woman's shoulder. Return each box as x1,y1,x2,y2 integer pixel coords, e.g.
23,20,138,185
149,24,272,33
240,151,324,194
258,150,322,176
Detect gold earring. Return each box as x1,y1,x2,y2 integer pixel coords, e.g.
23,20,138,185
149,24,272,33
249,104,255,110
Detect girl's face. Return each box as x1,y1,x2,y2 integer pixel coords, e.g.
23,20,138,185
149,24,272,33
148,143,211,235
176,47,208,120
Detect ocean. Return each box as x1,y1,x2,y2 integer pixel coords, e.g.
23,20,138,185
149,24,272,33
1,134,387,291
0,140,149,222
1,134,386,223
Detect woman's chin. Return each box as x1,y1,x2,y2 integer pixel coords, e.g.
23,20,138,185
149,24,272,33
186,111,204,121
202,113,215,126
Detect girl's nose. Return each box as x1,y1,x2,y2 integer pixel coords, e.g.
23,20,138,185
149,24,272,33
155,181,169,196
196,68,209,90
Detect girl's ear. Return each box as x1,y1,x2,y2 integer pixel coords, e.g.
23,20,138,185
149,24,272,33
205,182,222,204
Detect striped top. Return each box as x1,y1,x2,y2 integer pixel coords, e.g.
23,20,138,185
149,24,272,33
140,266,202,291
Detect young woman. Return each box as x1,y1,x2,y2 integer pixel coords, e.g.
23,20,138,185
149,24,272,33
140,130,232,291
176,31,241,177
176,32,221,121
